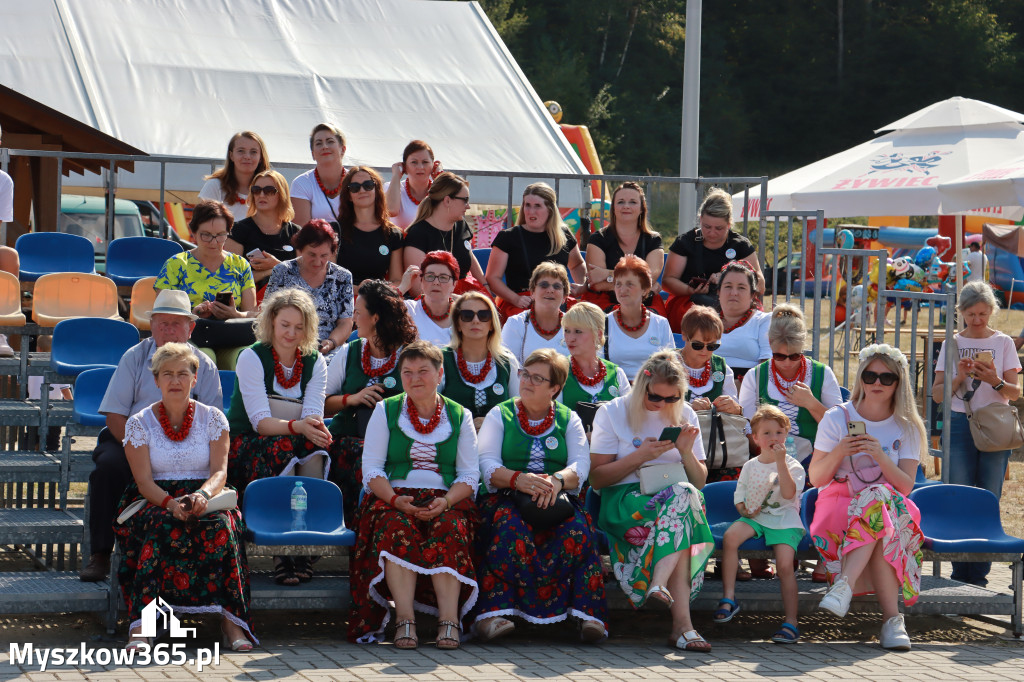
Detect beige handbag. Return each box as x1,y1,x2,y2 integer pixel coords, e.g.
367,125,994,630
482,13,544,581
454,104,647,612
696,406,751,470
952,337,1024,452
269,396,304,421
638,462,688,496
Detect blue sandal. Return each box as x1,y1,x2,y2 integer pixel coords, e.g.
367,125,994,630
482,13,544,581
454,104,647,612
713,598,740,623
771,622,799,644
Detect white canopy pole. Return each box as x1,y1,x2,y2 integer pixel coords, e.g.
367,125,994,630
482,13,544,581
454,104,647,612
677,0,701,233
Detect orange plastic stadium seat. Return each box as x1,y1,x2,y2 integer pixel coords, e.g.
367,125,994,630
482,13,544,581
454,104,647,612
129,277,159,331
0,271,27,326
31,273,121,326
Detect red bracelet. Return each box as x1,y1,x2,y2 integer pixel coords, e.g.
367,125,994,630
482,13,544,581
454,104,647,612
389,493,400,508
287,419,297,435
161,495,174,509
510,471,521,490
341,394,349,409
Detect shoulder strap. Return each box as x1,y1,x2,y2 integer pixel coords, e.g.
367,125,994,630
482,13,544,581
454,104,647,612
521,312,529,362
604,316,610,359
714,406,728,469
690,228,704,280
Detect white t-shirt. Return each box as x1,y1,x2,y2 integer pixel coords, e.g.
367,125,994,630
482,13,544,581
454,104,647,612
604,311,674,380
235,348,328,431
685,360,737,400
383,179,420,230
965,250,987,283
935,331,1021,413
813,401,921,482
501,310,568,365
198,178,249,222
718,310,772,371
291,169,341,222
590,396,705,487
734,455,805,530
0,170,12,223
405,298,453,348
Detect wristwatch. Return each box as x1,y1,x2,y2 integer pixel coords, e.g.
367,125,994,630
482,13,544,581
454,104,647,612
552,472,566,489
993,380,1006,392
606,274,614,283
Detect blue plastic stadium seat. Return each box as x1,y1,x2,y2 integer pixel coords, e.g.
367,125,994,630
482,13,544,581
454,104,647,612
51,318,139,376
242,476,356,546
839,386,851,401
219,370,236,413
909,484,1024,554
584,487,608,553
15,232,95,282
473,247,490,274
674,333,685,349
72,367,115,427
800,487,818,536
913,466,941,490
106,237,183,286
703,481,767,551
347,329,359,343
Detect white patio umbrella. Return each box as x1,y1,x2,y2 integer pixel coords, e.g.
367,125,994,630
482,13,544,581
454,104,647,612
733,97,1024,220
938,156,1024,221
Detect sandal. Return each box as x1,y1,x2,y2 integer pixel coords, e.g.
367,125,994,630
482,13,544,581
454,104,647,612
125,633,152,651
221,623,254,652
273,557,299,586
475,616,515,642
293,556,314,583
436,620,462,650
579,619,606,643
713,598,741,623
771,622,799,644
644,585,674,609
751,566,776,580
670,629,711,652
394,619,418,650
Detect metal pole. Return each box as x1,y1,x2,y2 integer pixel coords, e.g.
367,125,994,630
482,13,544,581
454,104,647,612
677,0,701,234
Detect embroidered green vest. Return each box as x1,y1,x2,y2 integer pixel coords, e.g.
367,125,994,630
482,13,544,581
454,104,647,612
227,342,318,434
560,359,622,412
755,358,826,442
328,338,403,438
383,394,464,487
684,355,728,402
439,347,511,419
497,399,571,473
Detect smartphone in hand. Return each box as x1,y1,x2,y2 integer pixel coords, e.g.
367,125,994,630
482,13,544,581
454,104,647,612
974,350,994,364
658,426,682,442
847,421,867,437
215,291,234,307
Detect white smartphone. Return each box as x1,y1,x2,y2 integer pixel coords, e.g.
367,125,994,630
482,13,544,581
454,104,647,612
246,248,263,259
974,350,994,364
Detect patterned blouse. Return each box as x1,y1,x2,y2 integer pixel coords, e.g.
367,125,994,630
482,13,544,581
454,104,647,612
123,402,230,481
264,259,354,342
156,251,255,308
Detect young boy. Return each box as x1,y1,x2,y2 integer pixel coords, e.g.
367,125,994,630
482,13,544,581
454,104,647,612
713,404,805,644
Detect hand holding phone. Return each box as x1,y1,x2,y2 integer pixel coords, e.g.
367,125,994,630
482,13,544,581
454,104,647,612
246,248,263,259
847,421,867,437
658,426,682,442
215,292,234,307
974,350,994,365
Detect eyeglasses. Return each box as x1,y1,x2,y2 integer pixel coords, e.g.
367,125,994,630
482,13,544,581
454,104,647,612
862,370,899,386
645,389,681,404
688,341,721,352
249,185,278,196
197,232,229,243
534,280,565,292
518,369,552,386
458,308,493,323
772,352,804,362
423,273,454,283
348,180,376,193
449,195,470,203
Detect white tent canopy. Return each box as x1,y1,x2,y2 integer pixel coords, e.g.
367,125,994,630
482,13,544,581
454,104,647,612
938,156,1024,221
0,0,588,205
732,97,1024,219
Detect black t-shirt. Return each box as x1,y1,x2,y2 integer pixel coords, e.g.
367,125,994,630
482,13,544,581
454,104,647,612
336,225,404,286
587,228,663,268
668,229,756,284
491,225,577,293
229,218,300,263
405,219,475,279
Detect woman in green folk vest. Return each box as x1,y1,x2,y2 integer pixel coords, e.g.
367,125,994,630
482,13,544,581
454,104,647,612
226,288,331,586
325,279,418,523
559,302,631,419
440,291,520,431
471,349,607,643
347,341,480,649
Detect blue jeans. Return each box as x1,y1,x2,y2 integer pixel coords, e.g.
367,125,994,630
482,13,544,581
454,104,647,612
947,410,1011,585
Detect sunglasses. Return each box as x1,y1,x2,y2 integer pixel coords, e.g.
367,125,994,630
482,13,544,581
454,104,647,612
772,352,804,362
449,195,470,203
534,280,565,291
458,308,493,323
646,389,682,404
249,185,278,196
518,369,551,386
688,341,721,352
423,273,453,283
348,180,376,193
862,370,899,386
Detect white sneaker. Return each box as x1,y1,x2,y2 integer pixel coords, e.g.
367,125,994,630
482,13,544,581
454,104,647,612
880,614,911,650
0,334,12,358
819,576,853,617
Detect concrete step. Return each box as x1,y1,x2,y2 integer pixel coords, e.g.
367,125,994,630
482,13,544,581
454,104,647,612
249,571,351,610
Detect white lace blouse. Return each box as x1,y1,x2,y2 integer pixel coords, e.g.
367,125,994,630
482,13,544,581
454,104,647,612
123,402,230,481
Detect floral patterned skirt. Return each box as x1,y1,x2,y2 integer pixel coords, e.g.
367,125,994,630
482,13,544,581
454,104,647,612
596,482,715,608
706,467,742,483
327,436,364,526
228,432,329,497
472,493,608,635
348,487,479,643
113,479,255,643
811,482,925,605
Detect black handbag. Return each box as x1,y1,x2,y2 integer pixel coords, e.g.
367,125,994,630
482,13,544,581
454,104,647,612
508,490,575,531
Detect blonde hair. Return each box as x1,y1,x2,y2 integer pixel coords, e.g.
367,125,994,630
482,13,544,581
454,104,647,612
528,261,570,293
523,348,569,392
255,289,320,356
851,348,928,460
562,301,605,350
750,404,790,433
517,182,567,256
698,186,733,224
150,342,199,376
246,169,295,223
412,171,468,224
449,292,512,371
627,351,687,432
768,303,806,351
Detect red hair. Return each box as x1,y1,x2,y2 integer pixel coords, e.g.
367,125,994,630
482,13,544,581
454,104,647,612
613,254,653,290
421,250,460,279
293,219,339,252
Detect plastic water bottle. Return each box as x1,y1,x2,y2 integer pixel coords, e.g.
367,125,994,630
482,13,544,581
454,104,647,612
785,436,798,461
290,481,307,531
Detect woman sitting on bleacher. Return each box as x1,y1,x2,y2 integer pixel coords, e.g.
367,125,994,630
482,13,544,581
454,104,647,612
471,349,607,643
226,169,299,299
501,262,570,365
714,261,771,388
809,343,926,651
403,250,458,347
347,341,479,649
603,255,675,380
558,302,631,424
226,289,331,586
116,343,254,652
589,351,715,653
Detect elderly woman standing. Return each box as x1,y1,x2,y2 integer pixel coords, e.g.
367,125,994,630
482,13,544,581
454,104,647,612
589,351,715,652
932,281,1022,586
348,342,480,649
472,349,607,643
292,123,347,225
199,131,270,222
559,302,631,415
501,262,570,366
715,261,772,386
117,343,254,651
403,251,458,348
810,344,927,650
